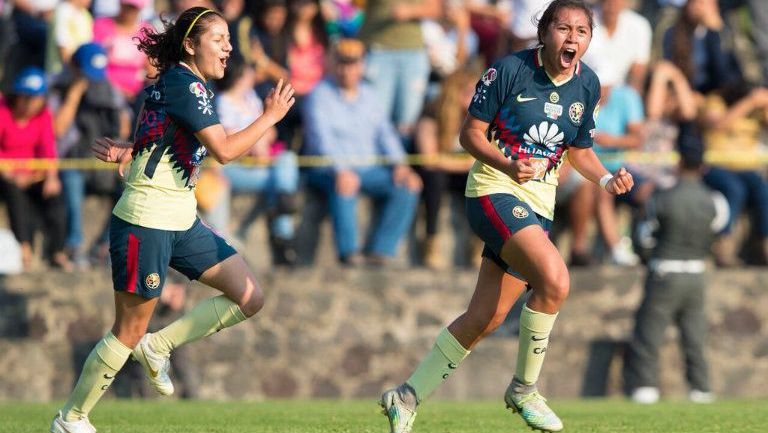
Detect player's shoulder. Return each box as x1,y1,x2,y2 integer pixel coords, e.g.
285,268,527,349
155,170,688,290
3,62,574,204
577,60,599,87
492,48,536,73
160,65,207,92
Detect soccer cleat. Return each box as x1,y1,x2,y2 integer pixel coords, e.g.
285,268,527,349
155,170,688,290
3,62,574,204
132,333,174,396
380,387,417,433
50,411,97,433
505,388,563,432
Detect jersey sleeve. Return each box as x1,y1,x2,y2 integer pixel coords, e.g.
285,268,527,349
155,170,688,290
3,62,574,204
468,57,517,123
571,75,601,148
165,73,220,133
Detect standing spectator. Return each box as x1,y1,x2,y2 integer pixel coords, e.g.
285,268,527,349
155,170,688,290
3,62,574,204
358,0,441,141
583,0,652,92
303,38,422,265
214,57,300,266
50,42,131,266
93,0,152,104
624,123,727,404
0,67,70,271
46,0,94,76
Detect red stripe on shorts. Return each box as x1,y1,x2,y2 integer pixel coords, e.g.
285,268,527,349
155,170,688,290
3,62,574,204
126,233,139,293
479,195,512,241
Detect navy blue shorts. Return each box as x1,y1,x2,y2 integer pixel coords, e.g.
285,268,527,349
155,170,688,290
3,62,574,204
465,194,552,279
109,215,237,298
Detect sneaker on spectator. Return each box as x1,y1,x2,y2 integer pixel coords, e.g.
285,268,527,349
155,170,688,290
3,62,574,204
630,386,659,404
611,237,640,266
689,389,715,404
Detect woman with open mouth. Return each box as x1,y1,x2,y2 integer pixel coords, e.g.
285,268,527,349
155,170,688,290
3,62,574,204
380,1,634,432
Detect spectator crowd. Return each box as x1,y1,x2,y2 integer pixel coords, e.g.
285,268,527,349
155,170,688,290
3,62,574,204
2,0,768,271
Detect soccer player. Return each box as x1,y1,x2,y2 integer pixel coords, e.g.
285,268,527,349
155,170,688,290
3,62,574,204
50,7,295,433
380,1,634,432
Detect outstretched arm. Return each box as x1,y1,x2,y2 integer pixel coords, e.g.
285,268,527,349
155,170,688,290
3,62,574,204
196,80,295,164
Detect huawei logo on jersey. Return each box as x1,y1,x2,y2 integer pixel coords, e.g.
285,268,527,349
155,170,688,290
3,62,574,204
523,121,564,151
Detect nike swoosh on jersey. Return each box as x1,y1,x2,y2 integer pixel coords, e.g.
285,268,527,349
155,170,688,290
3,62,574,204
516,95,537,102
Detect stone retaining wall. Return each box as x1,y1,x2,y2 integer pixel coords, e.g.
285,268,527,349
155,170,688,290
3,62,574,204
0,266,766,402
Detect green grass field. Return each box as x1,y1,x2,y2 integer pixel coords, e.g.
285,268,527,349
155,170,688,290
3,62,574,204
3,399,765,433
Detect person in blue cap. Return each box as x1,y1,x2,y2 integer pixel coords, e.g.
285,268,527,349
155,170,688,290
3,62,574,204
50,7,294,433
51,41,132,267
0,66,69,271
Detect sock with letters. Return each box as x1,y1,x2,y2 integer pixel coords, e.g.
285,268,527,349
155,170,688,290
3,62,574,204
405,327,470,403
62,332,131,421
148,295,247,355
514,304,558,385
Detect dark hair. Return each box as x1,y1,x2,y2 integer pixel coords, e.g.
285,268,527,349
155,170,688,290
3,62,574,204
536,0,595,47
136,7,224,76
287,0,328,48
216,55,247,91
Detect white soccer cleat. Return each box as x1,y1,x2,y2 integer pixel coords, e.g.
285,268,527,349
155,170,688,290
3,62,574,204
380,387,417,433
132,333,174,396
631,386,660,404
505,388,563,432
50,411,96,433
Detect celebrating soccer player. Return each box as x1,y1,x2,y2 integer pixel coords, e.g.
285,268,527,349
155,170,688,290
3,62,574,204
50,7,294,433
380,1,633,432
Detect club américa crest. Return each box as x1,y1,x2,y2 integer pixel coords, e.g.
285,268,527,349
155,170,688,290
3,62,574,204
145,273,161,290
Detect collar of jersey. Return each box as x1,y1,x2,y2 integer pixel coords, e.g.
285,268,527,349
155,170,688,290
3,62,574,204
535,47,579,88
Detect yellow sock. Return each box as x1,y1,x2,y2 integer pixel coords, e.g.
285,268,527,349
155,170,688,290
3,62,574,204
62,332,131,422
515,304,558,384
405,328,470,403
149,295,247,355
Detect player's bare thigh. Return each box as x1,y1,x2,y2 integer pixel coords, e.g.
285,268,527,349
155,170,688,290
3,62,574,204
198,253,264,317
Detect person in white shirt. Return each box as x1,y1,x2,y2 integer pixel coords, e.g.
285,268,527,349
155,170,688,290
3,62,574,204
583,0,652,92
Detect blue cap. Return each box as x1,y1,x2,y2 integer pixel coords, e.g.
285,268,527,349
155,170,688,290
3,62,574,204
12,67,48,96
72,42,108,82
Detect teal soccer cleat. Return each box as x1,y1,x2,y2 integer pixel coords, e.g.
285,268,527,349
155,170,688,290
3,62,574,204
380,387,417,433
504,388,563,432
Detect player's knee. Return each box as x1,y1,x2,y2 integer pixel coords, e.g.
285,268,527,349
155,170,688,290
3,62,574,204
539,267,570,306
112,324,146,349
240,280,265,317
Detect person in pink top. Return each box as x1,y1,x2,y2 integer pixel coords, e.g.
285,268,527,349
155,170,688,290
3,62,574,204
0,67,70,271
93,0,152,102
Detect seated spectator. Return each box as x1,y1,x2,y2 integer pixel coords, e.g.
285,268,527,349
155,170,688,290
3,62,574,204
700,83,768,265
212,56,300,266
50,42,131,267
413,67,479,269
0,67,70,271
421,1,478,81
92,0,153,104
464,0,511,66
302,38,422,266
591,68,653,266
663,0,737,96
